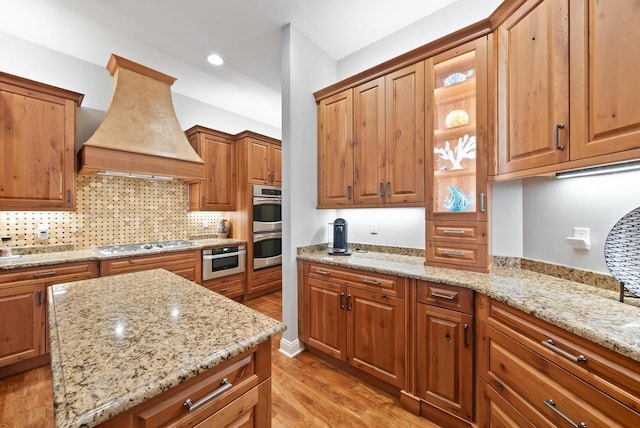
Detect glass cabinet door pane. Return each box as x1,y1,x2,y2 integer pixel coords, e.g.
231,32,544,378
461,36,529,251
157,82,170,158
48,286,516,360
432,51,477,214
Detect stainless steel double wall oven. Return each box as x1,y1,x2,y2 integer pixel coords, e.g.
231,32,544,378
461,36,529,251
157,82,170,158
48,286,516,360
252,185,282,270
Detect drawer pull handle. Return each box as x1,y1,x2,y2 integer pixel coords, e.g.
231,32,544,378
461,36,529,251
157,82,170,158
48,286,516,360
442,229,466,235
480,193,486,212
386,181,391,197
184,378,232,412
363,278,381,285
443,250,466,257
379,182,384,197
340,292,345,309
33,271,56,278
543,399,587,428
542,339,587,363
36,290,42,306
219,288,230,292
554,124,565,151
347,294,352,311
431,291,456,301
315,269,330,275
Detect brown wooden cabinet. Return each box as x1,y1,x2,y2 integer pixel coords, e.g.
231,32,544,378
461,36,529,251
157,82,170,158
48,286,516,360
0,72,83,210
0,261,99,376
100,250,201,284
495,0,640,178
410,282,474,427
477,294,640,427
426,38,490,272
246,137,281,186
316,62,425,208
300,261,407,389
186,126,236,211
99,341,272,427
202,272,245,301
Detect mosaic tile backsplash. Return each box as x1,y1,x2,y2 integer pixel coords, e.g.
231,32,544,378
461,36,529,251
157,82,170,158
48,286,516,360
0,175,224,250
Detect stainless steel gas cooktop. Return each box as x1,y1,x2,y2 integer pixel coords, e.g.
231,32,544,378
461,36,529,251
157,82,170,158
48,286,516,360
95,240,195,255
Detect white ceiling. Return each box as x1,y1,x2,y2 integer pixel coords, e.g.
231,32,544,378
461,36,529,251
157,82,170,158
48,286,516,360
2,0,459,129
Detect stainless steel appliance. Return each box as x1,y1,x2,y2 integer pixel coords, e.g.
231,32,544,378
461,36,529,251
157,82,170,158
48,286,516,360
202,245,246,281
253,185,282,232
252,185,282,270
329,218,351,255
96,240,195,255
253,231,282,270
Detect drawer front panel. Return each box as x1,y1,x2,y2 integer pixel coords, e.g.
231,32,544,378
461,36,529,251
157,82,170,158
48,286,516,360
100,250,200,276
305,262,401,297
425,241,487,268
134,352,258,428
427,220,488,244
203,276,244,299
481,323,638,428
0,261,99,286
416,281,473,313
478,295,640,413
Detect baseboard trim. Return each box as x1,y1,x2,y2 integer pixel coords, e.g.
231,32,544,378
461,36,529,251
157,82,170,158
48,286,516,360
278,337,305,358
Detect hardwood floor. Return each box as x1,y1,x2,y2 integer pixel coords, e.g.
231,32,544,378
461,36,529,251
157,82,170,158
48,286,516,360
0,291,434,427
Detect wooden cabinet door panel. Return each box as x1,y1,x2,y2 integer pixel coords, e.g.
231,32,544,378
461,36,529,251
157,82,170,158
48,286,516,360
384,62,425,204
247,139,271,184
305,278,346,361
271,145,282,186
570,0,640,159
416,304,473,421
347,288,405,388
317,89,353,207
497,0,569,173
202,134,235,210
353,77,385,205
0,82,76,209
0,284,45,367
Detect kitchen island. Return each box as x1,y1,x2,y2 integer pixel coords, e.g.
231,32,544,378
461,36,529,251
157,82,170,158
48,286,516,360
48,269,285,428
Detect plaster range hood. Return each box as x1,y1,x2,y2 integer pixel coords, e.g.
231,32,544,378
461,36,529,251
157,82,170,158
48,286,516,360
78,54,205,182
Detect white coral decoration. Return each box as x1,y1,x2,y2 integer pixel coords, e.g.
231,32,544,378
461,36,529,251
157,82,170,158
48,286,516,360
434,134,476,170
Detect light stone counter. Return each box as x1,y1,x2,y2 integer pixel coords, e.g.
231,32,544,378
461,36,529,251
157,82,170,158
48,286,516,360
0,238,246,270
48,269,285,428
298,249,640,363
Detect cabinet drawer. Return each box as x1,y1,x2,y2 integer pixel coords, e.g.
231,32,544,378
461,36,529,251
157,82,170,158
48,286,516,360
427,220,488,244
0,261,99,286
202,274,245,299
121,351,258,428
416,281,473,314
165,264,199,283
100,250,200,277
478,295,640,414
305,262,402,297
426,241,487,269
480,322,638,427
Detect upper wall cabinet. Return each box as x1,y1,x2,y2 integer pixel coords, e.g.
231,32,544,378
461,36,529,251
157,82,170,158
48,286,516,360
495,0,640,177
186,126,236,212
0,72,83,210
245,137,281,186
496,0,569,174
569,0,640,160
317,63,425,208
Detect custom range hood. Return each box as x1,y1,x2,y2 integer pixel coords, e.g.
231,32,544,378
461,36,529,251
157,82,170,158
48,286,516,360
78,54,205,182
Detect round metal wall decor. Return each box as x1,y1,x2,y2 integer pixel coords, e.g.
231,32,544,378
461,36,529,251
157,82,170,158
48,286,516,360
604,206,640,297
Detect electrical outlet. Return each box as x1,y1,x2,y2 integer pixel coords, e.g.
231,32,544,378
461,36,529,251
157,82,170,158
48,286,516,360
370,223,378,235
565,227,590,250
37,225,49,240
574,227,590,240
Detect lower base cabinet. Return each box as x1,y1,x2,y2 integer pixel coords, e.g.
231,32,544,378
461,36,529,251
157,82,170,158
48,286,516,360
98,341,272,427
477,294,640,427
202,272,245,301
300,261,407,389
247,265,282,299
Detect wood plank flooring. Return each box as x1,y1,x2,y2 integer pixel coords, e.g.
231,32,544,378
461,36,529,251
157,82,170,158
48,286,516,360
0,291,434,427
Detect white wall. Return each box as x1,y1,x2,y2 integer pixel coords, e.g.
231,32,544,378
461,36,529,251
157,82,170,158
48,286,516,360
281,24,337,353
522,170,640,274
491,180,524,257
338,0,503,79
0,31,280,139
334,208,425,249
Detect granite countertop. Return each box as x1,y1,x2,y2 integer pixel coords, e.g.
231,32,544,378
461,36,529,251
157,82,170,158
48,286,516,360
0,238,246,271
48,269,285,428
298,249,640,363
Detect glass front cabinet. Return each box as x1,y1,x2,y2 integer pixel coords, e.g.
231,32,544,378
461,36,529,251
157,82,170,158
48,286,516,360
425,37,490,272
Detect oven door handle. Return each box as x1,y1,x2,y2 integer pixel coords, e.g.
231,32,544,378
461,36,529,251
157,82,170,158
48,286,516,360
203,251,246,260
253,232,282,242
253,197,282,206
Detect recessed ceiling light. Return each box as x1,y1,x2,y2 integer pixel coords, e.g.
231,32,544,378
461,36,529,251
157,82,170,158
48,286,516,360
207,54,223,66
